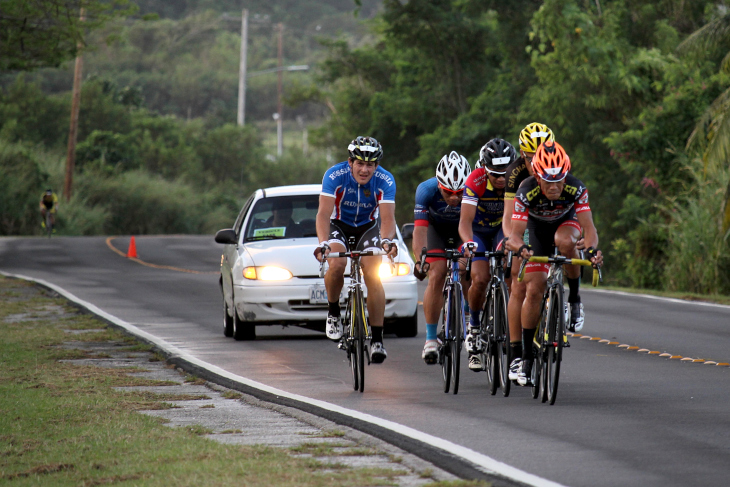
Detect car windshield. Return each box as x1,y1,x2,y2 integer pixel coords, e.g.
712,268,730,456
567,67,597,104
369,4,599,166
244,195,319,241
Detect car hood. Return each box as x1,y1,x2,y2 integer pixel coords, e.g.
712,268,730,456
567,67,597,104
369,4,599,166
243,238,321,276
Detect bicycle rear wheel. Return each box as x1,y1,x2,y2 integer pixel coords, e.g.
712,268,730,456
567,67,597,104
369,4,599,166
450,284,463,395
545,284,564,405
440,290,451,393
495,281,511,397
485,290,498,396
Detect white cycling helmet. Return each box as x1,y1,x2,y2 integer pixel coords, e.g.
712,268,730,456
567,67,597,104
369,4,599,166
436,151,471,191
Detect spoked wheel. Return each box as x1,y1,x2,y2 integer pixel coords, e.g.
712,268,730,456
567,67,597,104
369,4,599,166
495,282,511,397
46,212,53,239
344,301,358,391
450,287,463,395
545,286,564,405
531,352,541,399
440,294,451,393
484,292,498,396
355,290,366,393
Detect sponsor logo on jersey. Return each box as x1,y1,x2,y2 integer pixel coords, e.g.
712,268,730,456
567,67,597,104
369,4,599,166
343,201,374,208
526,185,541,201
515,201,526,213
328,167,350,180
374,171,394,186
578,190,589,205
564,184,578,196
465,187,476,197
347,188,357,194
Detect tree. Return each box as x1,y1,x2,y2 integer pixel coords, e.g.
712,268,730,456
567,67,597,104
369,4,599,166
0,0,136,71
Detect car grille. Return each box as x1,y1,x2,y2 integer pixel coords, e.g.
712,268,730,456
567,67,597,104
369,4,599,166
288,300,329,312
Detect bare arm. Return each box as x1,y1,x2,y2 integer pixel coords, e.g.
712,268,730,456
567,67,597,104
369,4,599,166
316,194,335,244
458,203,476,245
412,225,427,260
506,218,531,259
502,197,514,237
576,210,602,265
379,202,396,241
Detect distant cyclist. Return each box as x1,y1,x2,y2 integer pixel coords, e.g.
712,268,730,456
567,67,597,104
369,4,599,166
412,151,471,364
459,138,516,371
506,141,602,386
39,189,59,230
314,136,398,364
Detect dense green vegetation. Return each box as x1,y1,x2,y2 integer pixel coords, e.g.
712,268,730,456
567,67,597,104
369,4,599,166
1,0,730,294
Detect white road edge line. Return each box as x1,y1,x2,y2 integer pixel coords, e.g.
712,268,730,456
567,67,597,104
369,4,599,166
3,271,565,487
586,288,730,310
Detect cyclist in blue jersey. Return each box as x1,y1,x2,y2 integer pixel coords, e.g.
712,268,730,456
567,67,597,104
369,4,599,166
412,152,471,364
314,136,398,363
459,138,517,371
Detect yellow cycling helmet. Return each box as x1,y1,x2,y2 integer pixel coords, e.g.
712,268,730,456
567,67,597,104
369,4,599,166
519,122,554,153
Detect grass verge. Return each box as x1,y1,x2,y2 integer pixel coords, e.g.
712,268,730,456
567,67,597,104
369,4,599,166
0,276,485,486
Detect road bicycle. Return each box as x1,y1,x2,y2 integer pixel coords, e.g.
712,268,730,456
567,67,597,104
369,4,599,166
518,251,601,404
415,242,467,394
42,210,54,238
469,248,512,397
321,237,389,393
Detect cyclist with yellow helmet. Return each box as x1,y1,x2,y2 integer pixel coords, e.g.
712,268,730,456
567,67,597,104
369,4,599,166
506,141,603,386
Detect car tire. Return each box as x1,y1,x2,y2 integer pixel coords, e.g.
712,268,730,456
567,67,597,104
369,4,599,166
392,314,418,338
233,308,256,341
223,299,234,338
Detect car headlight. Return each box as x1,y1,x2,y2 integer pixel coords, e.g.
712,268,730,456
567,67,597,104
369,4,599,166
378,262,411,278
242,266,293,281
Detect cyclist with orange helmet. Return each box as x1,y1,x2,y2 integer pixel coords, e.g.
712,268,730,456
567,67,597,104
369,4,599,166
506,141,603,386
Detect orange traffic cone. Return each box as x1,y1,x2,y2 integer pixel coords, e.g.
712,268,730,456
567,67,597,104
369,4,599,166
126,236,138,258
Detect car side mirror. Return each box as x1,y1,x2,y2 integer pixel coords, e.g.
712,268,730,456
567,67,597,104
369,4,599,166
214,229,237,245
400,223,414,241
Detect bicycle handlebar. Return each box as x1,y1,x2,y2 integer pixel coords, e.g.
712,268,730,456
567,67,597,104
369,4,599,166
517,255,602,286
319,249,392,278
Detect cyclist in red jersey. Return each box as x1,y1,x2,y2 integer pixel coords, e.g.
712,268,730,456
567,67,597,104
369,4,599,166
460,138,516,371
506,141,602,386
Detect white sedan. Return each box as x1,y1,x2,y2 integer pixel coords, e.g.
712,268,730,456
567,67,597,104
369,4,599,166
215,184,418,340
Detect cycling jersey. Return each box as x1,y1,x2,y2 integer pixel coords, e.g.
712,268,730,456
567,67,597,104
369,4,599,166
321,161,396,227
462,168,504,234
505,157,530,201
512,174,590,224
41,193,58,211
414,177,461,229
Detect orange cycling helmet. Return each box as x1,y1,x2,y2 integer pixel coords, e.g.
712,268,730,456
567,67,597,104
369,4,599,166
531,141,570,182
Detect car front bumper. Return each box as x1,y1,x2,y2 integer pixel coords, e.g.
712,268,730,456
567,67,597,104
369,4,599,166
232,277,418,324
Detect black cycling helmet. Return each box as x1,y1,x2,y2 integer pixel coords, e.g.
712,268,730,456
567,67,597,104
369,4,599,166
45,188,53,194
478,138,517,174
348,136,383,163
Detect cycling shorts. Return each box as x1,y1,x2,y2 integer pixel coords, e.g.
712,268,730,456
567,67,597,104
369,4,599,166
471,228,504,262
524,208,581,274
327,219,381,252
424,224,462,263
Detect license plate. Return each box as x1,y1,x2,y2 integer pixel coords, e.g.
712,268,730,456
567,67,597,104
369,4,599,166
309,284,346,304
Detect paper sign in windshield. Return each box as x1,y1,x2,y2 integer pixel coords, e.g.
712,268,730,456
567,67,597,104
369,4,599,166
253,227,286,237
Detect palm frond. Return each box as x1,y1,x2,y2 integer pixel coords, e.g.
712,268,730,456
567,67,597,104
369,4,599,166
687,85,730,158
677,14,730,58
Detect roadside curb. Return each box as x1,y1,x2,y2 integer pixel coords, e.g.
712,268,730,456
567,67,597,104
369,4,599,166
2,271,563,487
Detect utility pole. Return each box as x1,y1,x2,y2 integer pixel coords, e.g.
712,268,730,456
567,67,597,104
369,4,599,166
236,9,248,126
64,8,85,202
276,22,283,157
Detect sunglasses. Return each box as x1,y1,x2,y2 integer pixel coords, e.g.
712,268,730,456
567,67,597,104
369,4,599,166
486,169,506,179
438,184,464,196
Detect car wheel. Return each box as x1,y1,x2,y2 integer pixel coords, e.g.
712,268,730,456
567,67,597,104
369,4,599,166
223,299,234,337
233,308,256,341
392,314,418,338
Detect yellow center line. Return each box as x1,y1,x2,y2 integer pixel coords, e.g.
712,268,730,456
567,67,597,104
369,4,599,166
569,332,729,367
106,236,220,275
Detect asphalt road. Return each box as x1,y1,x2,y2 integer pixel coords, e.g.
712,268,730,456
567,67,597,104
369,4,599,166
2,235,729,487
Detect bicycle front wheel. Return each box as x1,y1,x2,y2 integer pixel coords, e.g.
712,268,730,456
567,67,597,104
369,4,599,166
545,284,564,405
495,281,511,397
450,283,463,395
345,298,359,392
354,287,366,393
46,212,53,239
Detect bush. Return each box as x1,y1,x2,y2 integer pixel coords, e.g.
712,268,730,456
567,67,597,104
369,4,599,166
0,141,51,235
